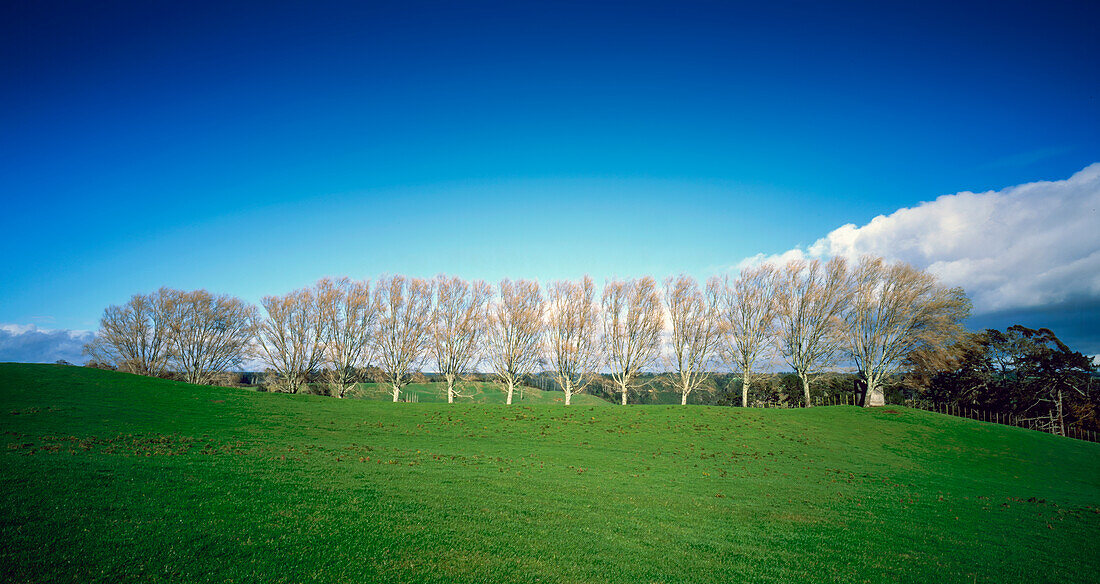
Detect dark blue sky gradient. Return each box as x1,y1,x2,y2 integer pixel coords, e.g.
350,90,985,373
1,1,1098,341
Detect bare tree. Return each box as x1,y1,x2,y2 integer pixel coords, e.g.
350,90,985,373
167,290,258,385
846,256,971,406
432,276,492,403
714,265,779,407
545,276,600,405
487,279,545,405
84,288,174,376
664,275,721,405
774,257,850,407
256,286,327,394
602,277,663,405
317,277,376,398
373,275,434,402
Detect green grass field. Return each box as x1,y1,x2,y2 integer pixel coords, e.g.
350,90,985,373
2,363,1097,583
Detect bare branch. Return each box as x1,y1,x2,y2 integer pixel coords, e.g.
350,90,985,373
84,287,174,376
432,275,492,403
167,290,257,385
546,276,600,405
714,265,780,407
373,275,434,402
602,276,663,405
317,277,376,398
774,257,850,407
486,279,545,405
664,275,721,405
257,286,327,394
846,256,971,406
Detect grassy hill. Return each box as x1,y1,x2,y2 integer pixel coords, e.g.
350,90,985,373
350,381,611,405
1,363,1097,583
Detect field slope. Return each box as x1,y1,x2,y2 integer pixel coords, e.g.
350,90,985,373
1,363,1097,583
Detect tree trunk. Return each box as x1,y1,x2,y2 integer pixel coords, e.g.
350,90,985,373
864,376,884,407
447,377,455,404
801,374,811,408
391,382,400,402
564,379,572,405
506,379,515,405
742,376,749,408
681,391,688,406
622,387,628,406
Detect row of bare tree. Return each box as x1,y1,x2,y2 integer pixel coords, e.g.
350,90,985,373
84,289,257,385
85,256,970,406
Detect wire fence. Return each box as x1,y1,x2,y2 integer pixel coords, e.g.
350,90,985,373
902,399,1099,443
812,394,861,407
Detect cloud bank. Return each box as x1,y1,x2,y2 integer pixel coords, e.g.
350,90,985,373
0,324,93,364
741,163,1100,315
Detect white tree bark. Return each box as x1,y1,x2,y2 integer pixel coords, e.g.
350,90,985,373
714,267,778,408
373,276,434,403
168,290,257,386
317,277,376,398
431,276,491,405
664,275,721,406
85,287,175,376
846,257,970,407
546,276,600,406
602,277,663,406
257,286,327,394
487,279,544,406
775,257,850,407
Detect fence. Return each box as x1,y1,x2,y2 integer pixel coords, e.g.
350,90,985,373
813,394,861,407
808,394,1098,443
903,400,1099,444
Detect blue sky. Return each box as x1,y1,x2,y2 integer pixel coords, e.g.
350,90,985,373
2,0,1098,359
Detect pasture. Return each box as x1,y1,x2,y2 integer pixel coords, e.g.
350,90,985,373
1,363,1097,583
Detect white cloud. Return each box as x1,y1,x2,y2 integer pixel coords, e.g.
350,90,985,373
0,324,94,364
742,163,1100,314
